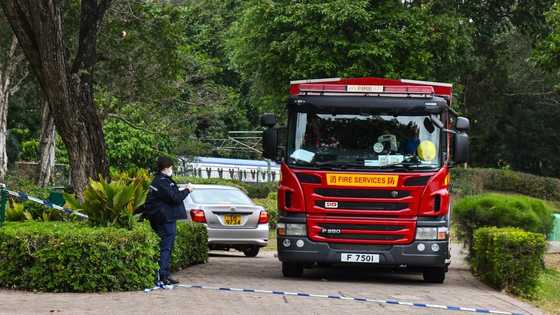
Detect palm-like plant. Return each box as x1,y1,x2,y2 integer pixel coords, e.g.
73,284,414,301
65,174,148,229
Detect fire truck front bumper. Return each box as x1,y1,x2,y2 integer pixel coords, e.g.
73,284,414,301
277,236,450,269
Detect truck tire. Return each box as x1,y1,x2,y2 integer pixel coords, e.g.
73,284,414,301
242,246,260,257
423,267,446,283
282,262,304,278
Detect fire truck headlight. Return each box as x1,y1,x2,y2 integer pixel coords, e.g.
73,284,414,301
416,227,448,240
286,224,307,236
277,223,306,236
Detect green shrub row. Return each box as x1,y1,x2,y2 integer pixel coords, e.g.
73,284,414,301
171,221,209,270
0,221,158,292
472,227,546,296
453,193,554,250
452,168,560,201
0,221,208,292
174,176,278,199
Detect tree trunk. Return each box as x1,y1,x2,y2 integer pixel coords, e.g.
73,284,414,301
37,96,56,187
0,34,22,183
0,84,8,183
1,0,111,196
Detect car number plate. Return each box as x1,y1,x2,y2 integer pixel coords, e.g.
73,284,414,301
223,214,241,225
340,253,380,263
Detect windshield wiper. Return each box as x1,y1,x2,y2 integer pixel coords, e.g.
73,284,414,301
378,160,436,169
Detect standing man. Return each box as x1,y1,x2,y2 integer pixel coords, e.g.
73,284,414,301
144,156,192,285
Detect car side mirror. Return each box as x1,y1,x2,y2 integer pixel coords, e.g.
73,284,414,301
453,132,469,164
456,117,470,131
260,113,277,128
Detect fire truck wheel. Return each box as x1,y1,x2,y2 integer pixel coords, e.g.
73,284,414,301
282,262,304,277
423,267,446,283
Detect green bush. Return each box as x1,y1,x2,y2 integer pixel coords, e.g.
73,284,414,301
253,192,278,228
6,202,27,222
452,168,560,201
0,221,159,292
454,193,554,250
171,221,209,270
174,176,278,199
472,227,546,296
65,176,147,229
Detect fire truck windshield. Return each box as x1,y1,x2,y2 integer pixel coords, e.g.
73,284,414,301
287,113,442,170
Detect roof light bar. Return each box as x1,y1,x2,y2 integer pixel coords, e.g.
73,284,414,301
299,84,434,95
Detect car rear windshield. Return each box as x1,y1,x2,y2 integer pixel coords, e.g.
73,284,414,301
190,189,253,205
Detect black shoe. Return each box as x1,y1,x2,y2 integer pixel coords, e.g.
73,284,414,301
162,277,179,285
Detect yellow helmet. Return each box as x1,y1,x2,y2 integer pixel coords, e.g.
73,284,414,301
417,140,436,161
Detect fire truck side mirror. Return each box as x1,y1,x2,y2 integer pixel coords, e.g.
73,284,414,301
453,132,469,164
456,117,470,131
260,113,277,128
263,128,279,161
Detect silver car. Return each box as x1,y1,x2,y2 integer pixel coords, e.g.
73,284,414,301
181,184,269,257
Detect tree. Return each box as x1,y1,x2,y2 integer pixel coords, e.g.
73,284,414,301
0,18,26,182
1,0,112,195
95,1,249,156
227,0,474,116
455,0,559,175
37,95,56,187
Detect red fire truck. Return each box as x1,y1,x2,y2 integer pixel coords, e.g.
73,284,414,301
261,77,469,283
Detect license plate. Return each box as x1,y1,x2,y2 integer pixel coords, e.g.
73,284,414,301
340,253,380,263
223,214,241,225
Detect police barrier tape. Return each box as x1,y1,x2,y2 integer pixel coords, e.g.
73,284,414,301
144,283,524,315
0,185,88,219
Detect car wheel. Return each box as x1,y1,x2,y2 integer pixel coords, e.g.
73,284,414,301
423,267,446,283
242,246,260,257
282,262,304,278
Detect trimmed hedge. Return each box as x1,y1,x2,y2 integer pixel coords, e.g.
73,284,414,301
0,221,209,292
452,168,560,201
454,193,554,250
171,221,209,270
472,227,546,296
174,176,278,199
0,221,158,292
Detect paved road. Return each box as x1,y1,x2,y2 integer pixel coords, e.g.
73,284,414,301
0,244,545,315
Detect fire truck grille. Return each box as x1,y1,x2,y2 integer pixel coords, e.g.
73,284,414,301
315,200,407,211
309,220,415,244
315,188,410,199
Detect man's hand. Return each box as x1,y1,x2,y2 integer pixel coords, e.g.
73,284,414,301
186,183,193,192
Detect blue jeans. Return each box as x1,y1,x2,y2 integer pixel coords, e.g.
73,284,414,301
151,221,176,280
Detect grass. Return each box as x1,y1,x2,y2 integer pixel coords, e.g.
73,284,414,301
530,269,560,315
264,230,277,252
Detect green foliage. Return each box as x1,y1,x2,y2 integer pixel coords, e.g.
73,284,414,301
453,193,555,251
532,269,560,314
104,119,172,171
5,202,27,222
171,221,209,271
253,192,278,228
0,221,159,292
452,168,560,201
19,139,39,161
110,168,151,190
228,0,473,114
534,1,560,83
64,175,148,229
472,227,546,296
174,176,278,199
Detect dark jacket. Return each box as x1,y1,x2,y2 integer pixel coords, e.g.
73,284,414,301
144,172,190,224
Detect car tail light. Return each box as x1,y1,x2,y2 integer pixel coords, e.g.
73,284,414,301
258,211,269,224
190,209,206,223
